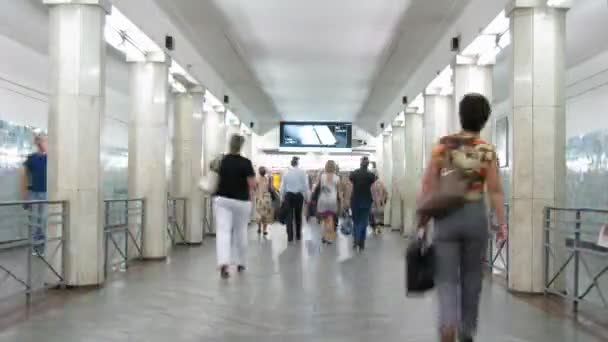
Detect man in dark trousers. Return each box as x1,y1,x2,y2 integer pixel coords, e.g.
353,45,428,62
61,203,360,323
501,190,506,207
280,157,309,242
349,156,377,251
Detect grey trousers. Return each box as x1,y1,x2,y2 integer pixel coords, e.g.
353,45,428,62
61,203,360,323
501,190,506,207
434,200,488,337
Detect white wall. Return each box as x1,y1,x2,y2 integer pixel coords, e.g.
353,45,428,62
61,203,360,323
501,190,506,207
0,34,129,148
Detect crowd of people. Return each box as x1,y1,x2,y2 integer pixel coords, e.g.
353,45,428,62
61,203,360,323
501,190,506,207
210,93,506,342
211,137,389,279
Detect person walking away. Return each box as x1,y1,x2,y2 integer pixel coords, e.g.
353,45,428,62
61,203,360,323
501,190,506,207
417,93,507,342
317,160,339,244
213,134,256,279
280,157,309,242
370,172,388,234
349,156,377,251
20,134,48,256
255,166,274,237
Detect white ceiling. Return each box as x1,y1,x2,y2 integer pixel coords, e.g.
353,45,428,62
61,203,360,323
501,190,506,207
1,0,608,135
155,0,472,128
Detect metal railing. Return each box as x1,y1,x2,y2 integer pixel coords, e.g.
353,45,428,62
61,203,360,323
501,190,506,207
0,200,68,302
103,199,145,276
544,207,608,314
203,195,214,237
485,204,510,280
167,198,187,245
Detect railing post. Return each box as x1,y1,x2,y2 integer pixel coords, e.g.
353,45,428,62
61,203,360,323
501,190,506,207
141,199,146,258
183,198,188,243
124,200,129,269
104,201,109,279
26,207,33,304
544,207,551,294
61,201,69,289
573,210,582,314
505,204,510,283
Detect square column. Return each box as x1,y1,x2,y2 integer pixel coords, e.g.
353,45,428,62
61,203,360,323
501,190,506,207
403,109,424,236
128,52,171,259
171,88,205,244
44,0,110,286
423,94,453,163
390,125,405,232
202,109,226,235
508,1,568,293
453,62,494,141
381,133,392,225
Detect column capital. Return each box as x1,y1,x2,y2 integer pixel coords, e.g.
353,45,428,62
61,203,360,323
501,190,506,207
43,0,112,14
506,0,571,15
404,107,422,116
188,85,205,95
127,51,171,65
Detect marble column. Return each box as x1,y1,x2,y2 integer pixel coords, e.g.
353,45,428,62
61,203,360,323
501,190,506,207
423,93,452,164
403,108,424,236
390,124,405,232
453,61,494,141
243,132,253,160
171,88,204,244
381,133,392,225
44,0,109,286
128,52,171,259
507,0,568,293
202,109,226,235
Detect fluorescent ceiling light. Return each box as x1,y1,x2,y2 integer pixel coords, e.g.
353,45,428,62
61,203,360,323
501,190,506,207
409,93,425,113
426,65,453,95
170,60,198,86
461,34,496,57
483,11,509,36
168,74,186,93
547,0,571,8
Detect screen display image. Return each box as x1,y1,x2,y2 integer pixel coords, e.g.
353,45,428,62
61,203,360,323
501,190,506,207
280,122,352,148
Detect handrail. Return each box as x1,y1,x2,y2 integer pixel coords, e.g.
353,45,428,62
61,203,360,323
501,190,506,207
104,198,145,203
544,207,608,315
0,200,68,303
167,198,187,245
103,198,145,276
0,200,68,206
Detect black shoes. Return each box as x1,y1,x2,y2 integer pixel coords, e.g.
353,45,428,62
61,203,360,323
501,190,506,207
220,265,230,279
237,265,246,273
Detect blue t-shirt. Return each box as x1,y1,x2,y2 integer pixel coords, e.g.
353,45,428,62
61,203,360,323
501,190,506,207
24,153,47,192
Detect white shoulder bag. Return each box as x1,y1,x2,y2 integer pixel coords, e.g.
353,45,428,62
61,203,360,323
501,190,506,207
198,155,223,194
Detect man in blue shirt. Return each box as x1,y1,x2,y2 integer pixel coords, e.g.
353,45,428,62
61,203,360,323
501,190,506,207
20,134,47,255
349,156,377,251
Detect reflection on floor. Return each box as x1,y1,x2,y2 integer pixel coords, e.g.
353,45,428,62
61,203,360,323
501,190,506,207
0,223,603,341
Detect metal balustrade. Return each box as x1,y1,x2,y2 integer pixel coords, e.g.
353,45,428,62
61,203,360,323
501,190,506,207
485,204,510,280
203,195,215,237
544,207,608,314
167,198,187,245
0,200,67,302
103,199,144,276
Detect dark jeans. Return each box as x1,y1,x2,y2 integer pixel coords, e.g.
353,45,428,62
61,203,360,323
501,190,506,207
285,192,304,241
352,203,371,247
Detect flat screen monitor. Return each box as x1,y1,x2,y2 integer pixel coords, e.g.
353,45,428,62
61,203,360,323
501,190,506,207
280,122,352,148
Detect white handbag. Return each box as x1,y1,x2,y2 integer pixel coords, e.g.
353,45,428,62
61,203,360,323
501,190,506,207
199,155,223,194
198,171,219,194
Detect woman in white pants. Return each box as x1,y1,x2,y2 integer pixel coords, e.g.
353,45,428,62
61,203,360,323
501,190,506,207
213,134,256,279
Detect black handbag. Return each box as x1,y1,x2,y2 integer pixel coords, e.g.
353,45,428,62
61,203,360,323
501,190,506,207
405,236,435,296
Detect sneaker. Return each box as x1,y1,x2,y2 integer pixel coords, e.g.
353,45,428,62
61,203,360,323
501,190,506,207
237,265,246,273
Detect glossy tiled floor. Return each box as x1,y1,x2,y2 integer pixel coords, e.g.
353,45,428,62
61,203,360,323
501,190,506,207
0,223,603,341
